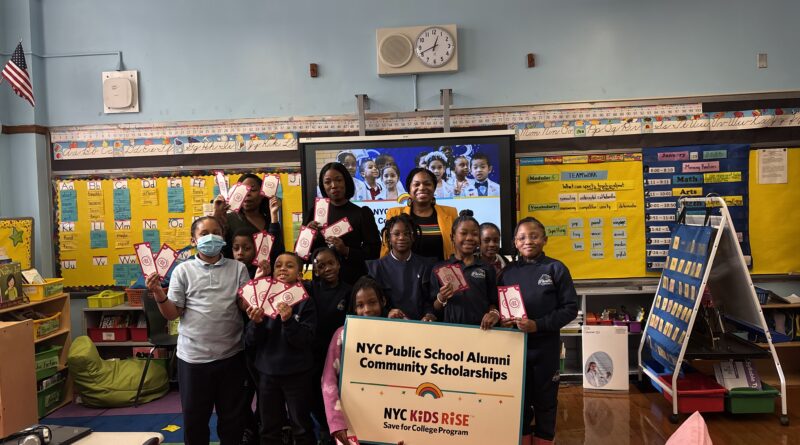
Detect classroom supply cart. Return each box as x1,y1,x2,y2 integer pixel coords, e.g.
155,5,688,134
637,196,788,425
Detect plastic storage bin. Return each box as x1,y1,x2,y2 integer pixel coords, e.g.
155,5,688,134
34,345,62,380
88,327,130,343
37,379,65,417
33,312,61,340
86,290,125,308
725,382,779,414
22,278,64,301
129,327,148,342
658,373,726,413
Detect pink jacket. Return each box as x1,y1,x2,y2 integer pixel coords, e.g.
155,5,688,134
322,326,348,434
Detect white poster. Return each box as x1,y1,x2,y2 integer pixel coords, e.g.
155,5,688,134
757,148,788,184
582,325,629,391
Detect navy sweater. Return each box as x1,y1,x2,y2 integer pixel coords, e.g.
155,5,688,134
430,256,497,326
499,254,578,352
246,281,317,376
311,279,351,361
367,253,436,320
305,201,381,285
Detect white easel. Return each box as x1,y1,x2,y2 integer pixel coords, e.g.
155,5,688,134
637,196,788,425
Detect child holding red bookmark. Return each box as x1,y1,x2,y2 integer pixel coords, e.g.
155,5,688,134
245,252,318,445
430,210,500,329
499,217,578,445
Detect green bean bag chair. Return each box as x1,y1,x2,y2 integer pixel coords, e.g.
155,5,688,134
67,336,169,407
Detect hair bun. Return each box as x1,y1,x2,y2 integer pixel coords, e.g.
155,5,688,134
459,209,474,217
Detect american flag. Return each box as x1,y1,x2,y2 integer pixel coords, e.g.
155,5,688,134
1,42,35,107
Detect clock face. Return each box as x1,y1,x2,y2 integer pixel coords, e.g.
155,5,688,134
414,27,455,68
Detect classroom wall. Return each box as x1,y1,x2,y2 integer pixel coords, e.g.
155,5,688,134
0,0,798,126
3,0,800,279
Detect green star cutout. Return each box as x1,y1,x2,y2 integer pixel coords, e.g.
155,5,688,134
8,227,23,247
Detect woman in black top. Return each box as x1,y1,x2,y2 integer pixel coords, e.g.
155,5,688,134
306,162,381,285
214,173,285,264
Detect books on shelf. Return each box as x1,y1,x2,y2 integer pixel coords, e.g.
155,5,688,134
713,360,762,390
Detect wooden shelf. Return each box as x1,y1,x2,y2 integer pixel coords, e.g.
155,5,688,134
757,341,800,349
760,303,800,309
92,341,152,347
83,303,143,312
0,293,69,315
34,327,70,344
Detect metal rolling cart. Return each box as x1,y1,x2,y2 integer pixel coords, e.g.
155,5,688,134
637,196,788,425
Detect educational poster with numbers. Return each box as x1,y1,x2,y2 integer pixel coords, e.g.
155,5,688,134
642,145,750,272
54,171,302,288
517,154,646,279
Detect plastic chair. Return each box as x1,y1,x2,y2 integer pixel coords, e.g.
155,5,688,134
134,293,178,407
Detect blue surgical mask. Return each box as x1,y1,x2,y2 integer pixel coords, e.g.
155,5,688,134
196,234,226,257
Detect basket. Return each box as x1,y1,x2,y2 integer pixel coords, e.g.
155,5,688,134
88,327,130,343
125,288,166,307
87,290,125,308
658,373,726,413
37,378,65,417
33,312,62,340
725,382,779,414
22,278,64,301
34,345,62,380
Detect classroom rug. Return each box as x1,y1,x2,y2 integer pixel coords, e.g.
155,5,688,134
43,390,212,445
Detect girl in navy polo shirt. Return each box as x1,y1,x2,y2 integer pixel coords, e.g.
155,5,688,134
499,217,578,445
430,210,500,329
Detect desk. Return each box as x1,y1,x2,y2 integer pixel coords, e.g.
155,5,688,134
74,432,163,445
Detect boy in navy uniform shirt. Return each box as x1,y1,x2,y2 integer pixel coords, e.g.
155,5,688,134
500,217,578,445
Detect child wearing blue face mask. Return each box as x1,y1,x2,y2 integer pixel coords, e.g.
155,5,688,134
147,216,251,445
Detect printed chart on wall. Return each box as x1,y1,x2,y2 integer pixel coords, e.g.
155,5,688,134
518,154,646,279
642,145,749,271
54,171,302,288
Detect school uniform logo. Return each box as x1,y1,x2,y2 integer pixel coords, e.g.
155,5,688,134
471,269,486,279
537,274,553,286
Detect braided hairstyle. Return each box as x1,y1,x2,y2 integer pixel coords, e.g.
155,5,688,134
381,213,422,248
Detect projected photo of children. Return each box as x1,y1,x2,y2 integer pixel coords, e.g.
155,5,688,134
319,145,501,202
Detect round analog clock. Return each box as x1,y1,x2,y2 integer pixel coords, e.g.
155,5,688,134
414,26,455,68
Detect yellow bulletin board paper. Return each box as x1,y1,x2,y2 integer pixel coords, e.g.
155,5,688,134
54,170,302,288
340,317,526,445
518,156,647,279
0,218,34,269
749,147,800,275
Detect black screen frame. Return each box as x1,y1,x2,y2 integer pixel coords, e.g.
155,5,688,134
300,132,516,255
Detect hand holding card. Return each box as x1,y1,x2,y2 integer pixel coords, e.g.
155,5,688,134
322,217,353,238
252,231,275,266
335,436,359,445
498,285,527,320
314,197,330,225
261,174,280,198
134,243,157,278
266,282,309,318
294,226,317,260
155,244,178,279
215,171,230,201
239,281,258,309
227,183,247,212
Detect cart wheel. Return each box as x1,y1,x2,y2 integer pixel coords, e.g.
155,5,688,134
780,415,789,426
669,414,680,424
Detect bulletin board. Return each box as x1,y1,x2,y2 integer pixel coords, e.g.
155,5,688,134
0,218,34,269
54,170,302,288
517,154,646,279
749,147,800,275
